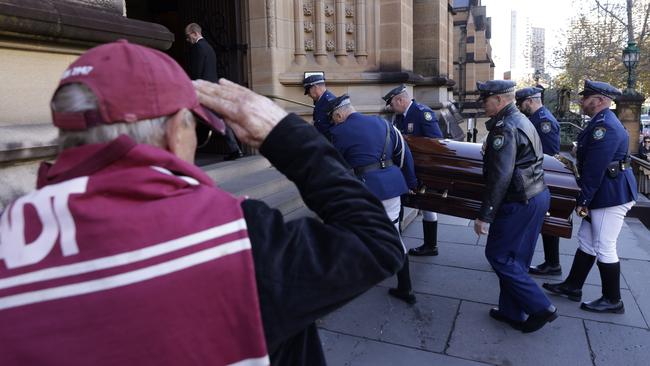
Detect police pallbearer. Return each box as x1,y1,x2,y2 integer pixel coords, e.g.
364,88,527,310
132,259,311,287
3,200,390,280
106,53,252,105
475,80,557,333
543,80,638,314
383,85,443,257
515,87,563,276
303,74,337,140
328,94,419,304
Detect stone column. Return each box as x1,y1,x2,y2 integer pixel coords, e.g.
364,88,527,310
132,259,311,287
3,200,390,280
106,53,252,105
616,92,645,154
294,0,307,64
314,0,328,64
355,0,368,64
335,0,347,64
379,0,413,71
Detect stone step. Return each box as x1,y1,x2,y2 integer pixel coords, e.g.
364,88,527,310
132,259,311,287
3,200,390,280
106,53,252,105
202,155,271,184
218,167,294,200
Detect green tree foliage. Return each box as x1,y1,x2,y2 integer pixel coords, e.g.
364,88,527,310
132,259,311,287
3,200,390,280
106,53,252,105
553,0,650,95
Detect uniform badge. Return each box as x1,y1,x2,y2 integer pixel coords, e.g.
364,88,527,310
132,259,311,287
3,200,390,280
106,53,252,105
424,112,433,121
407,123,414,133
492,135,505,150
593,127,606,140
541,121,551,134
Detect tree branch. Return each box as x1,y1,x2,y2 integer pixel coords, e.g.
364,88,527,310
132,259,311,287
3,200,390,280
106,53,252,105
594,0,629,29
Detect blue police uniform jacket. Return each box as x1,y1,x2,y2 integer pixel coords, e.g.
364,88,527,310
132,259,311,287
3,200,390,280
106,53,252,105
529,106,560,156
313,90,337,136
394,100,443,138
576,108,638,209
331,112,417,201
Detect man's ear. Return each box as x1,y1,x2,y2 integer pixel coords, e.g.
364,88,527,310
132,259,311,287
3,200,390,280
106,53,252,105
165,109,189,156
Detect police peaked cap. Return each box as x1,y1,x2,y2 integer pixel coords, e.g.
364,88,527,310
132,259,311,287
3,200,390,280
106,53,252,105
302,74,326,94
578,80,622,99
476,80,516,101
326,94,352,116
515,87,544,104
382,84,408,105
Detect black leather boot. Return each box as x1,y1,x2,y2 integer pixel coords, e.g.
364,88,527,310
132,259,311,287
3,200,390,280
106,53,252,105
389,257,416,305
529,235,562,275
408,220,438,256
543,248,595,302
581,261,624,314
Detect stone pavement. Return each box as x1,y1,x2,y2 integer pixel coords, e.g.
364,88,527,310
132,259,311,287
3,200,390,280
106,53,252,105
318,213,650,366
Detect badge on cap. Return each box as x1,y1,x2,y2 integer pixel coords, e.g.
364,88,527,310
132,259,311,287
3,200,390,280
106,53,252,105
541,121,551,134
492,135,505,150
424,112,433,121
593,127,606,140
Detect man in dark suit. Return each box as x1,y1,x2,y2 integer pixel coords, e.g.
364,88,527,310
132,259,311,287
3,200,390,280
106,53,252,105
185,23,218,82
185,23,243,160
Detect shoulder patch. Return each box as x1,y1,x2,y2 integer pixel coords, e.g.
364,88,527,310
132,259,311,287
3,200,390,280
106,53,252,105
424,111,433,121
540,121,551,134
492,135,505,150
592,126,606,140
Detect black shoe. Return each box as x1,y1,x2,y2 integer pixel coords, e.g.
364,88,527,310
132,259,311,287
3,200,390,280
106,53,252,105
580,297,625,314
529,262,562,276
521,306,558,333
408,244,438,257
225,151,244,161
542,282,582,302
388,288,417,305
489,308,524,330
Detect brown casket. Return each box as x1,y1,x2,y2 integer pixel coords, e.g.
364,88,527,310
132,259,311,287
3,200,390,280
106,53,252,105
402,136,581,238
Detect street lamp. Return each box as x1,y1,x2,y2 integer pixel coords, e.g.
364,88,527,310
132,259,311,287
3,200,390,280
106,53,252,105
622,41,640,91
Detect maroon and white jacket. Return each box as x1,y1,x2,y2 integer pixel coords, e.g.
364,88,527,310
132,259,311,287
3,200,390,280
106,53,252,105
0,135,268,365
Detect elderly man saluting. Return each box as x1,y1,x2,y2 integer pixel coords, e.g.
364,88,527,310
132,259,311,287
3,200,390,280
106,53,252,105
0,40,405,366
475,80,557,333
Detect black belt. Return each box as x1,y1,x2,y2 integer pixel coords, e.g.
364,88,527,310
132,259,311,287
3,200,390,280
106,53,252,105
352,118,394,177
353,160,394,176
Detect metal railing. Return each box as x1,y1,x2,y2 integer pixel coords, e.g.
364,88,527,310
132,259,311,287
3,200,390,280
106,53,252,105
264,95,314,109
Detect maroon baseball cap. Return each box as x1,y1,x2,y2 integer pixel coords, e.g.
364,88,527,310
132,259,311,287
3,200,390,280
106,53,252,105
51,39,225,134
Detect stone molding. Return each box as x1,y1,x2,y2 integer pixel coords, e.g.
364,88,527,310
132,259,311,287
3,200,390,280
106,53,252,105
0,0,173,50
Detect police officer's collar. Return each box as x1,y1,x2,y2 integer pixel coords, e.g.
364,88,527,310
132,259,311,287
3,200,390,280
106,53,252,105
403,99,414,117
486,103,517,131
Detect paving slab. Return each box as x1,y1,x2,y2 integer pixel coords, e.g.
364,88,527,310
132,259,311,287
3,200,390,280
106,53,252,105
379,261,500,305
585,320,650,366
403,222,488,246
446,301,593,366
320,330,489,366
404,237,494,273
320,286,459,353
620,258,650,328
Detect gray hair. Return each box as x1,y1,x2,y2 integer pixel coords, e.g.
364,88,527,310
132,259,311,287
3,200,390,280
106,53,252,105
185,23,202,34
52,83,192,150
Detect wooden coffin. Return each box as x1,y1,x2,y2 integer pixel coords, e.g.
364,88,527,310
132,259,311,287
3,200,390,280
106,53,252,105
402,136,580,238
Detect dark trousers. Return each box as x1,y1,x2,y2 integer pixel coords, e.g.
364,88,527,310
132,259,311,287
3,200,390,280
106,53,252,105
485,188,553,321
